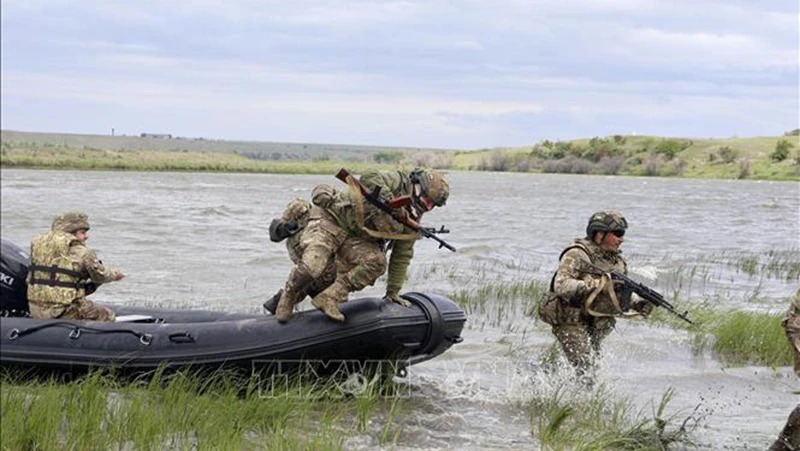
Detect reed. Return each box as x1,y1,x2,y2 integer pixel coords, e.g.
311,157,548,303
0,366,404,450
527,384,697,450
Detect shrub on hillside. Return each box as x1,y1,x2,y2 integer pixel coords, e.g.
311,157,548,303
644,154,663,176
770,140,794,162
597,156,626,175
373,150,405,164
542,156,593,174
404,152,452,169
718,146,738,163
738,158,751,179
654,139,691,160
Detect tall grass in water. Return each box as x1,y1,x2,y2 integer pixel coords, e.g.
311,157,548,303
0,367,406,450
690,310,791,367
528,385,697,450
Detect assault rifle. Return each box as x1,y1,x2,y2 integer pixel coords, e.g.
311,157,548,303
585,263,694,325
335,168,456,252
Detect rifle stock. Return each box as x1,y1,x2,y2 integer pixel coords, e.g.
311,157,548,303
335,168,456,252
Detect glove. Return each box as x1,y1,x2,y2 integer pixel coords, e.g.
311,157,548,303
633,300,654,317
269,219,299,242
384,292,412,308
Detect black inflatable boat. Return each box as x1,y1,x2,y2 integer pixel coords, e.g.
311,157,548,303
0,239,466,376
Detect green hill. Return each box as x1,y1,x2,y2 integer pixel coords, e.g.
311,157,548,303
2,129,798,180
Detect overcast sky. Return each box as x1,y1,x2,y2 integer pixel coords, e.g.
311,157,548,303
1,0,797,149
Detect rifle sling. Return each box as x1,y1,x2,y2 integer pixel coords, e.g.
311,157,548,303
346,175,418,242
584,272,642,319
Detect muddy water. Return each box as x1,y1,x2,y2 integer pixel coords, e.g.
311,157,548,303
1,168,798,449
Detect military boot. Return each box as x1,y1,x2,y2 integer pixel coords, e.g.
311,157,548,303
311,293,345,322
263,290,282,315
275,267,315,323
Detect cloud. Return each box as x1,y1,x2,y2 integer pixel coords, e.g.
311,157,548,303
1,0,797,147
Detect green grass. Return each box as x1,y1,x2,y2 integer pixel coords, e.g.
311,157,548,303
3,132,799,180
0,367,407,450
527,384,697,450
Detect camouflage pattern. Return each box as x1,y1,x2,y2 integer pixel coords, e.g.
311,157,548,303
414,169,450,207
540,238,649,378
770,289,800,450
279,199,336,307
27,214,119,321
52,211,91,233
782,288,800,378
30,298,115,322
277,169,441,321
585,210,627,238
770,405,800,451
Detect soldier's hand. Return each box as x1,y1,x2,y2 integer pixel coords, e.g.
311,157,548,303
384,293,412,308
113,270,126,281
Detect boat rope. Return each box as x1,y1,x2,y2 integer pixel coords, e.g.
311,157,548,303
8,321,153,345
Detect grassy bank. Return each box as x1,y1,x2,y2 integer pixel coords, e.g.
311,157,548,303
3,130,799,180
1,368,405,450
0,145,387,175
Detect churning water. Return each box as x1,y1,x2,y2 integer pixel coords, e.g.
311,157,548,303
2,168,798,449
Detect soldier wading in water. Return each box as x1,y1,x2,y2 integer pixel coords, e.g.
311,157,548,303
538,210,653,384
267,168,449,323
27,211,125,322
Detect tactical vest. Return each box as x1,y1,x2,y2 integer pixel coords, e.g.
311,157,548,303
551,238,627,316
27,231,86,307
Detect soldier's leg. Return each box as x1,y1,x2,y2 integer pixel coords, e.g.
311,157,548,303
311,238,386,322
275,217,346,323
588,318,616,363
770,405,800,451
552,323,595,381
62,298,116,322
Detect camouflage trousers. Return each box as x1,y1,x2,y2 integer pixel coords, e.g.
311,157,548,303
551,316,615,379
782,313,800,378
770,405,800,451
282,211,387,307
30,298,116,322
283,229,337,303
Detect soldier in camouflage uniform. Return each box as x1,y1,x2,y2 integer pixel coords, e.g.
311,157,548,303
770,288,800,450
27,212,125,322
538,211,652,381
262,198,337,314
272,168,449,323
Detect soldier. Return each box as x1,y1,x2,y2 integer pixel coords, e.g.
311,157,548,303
27,211,125,322
273,168,449,323
263,198,336,315
538,210,652,382
770,289,800,450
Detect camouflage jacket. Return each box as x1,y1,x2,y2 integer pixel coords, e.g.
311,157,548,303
27,231,118,316
320,170,419,295
553,238,628,316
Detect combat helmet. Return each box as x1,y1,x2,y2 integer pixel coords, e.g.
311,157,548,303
586,210,627,238
410,168,449,208
52,211,91,234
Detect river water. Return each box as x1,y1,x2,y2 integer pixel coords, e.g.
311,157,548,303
1,169,798,449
